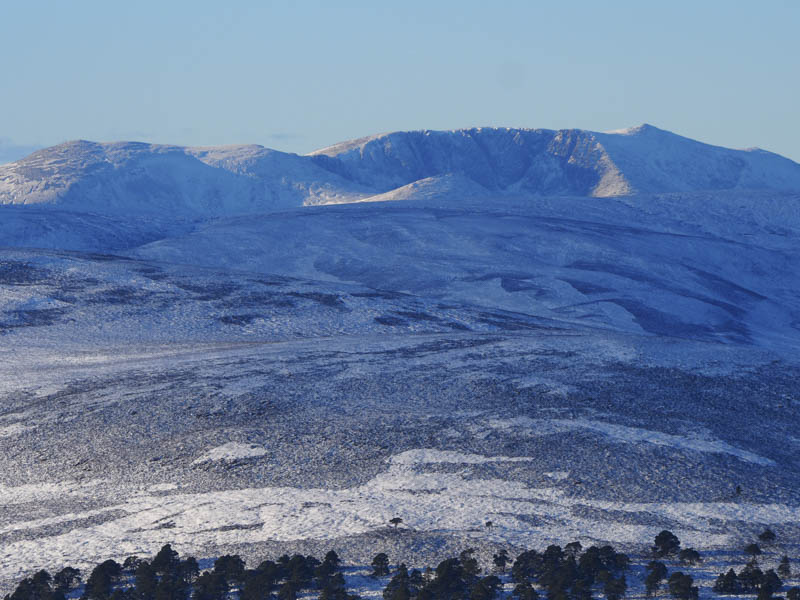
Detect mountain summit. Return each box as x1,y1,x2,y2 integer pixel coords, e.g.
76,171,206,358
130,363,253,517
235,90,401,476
1,125,799,216
310,124,800,197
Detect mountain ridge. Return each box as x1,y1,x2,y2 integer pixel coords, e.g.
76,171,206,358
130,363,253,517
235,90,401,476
2,125,799,216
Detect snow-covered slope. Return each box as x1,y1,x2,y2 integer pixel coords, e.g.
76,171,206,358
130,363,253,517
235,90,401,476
0,207,196,251
2,126,798,217
310,125,800,198
132,191,800,353
593,124,800,194
0,141,370,216
1,259,799,584
310,127,631,196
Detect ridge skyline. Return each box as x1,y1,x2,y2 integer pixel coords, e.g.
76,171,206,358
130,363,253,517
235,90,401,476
7,123,796,163
3,122,800,219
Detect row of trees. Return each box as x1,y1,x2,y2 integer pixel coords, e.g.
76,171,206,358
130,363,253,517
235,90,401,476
4,530,798,600
5,547,351,600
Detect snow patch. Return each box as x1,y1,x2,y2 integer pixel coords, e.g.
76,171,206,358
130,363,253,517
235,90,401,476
0,480,107,505
485,418,774,466
390,449,535,465
192,442,269,465
147,483,179,492
0,423,33,438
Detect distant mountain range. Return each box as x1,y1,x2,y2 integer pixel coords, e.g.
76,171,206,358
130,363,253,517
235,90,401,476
2,124,799,216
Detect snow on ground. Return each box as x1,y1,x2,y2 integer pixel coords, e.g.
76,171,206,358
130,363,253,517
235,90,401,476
484,417,774,466
192,443,269,465
6,126,798,222
130,190,800,355
147,483,179,492
0,422,33,437
0,173,799,591
389,449,535,465
0,448,795,584
0,328,797,591
0,480,107,506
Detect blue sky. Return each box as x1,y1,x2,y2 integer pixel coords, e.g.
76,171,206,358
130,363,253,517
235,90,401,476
1,0,798,162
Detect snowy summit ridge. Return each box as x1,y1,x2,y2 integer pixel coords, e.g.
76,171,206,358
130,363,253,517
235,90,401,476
1,125,799,216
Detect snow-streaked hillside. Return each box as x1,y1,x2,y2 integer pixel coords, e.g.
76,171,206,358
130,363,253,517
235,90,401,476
311,124,800,198
2,126,799,217
2,125,800,589
132,191,800,353
1,277,799,585
0,248,572,347
0,140,370,216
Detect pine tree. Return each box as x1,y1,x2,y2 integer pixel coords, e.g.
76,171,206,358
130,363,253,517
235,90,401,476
460,549,480,578
713,569,740,595
82,561,121,600
53,567,81,593
739,564,765,592
778,556,792,579
320,573,348,600
667,572,698,600
758,528,777,544
135,562,158,600
513,582,539,600
763,569,783,594
745,543,762,559
644,561,667,597
152,545,180,576
677,549,701,566
493,550,510,574
383,564,410,600
604,575,627,600
372,553,390,578
564,542,582,559
653,531,681,558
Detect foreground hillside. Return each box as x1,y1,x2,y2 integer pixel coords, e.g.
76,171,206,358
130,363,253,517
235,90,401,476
1,247,799,587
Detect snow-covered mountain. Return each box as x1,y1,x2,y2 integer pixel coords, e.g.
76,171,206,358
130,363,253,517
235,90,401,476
2,125,800,588
2,125,799,216
0,140,371,216
311,124,800,197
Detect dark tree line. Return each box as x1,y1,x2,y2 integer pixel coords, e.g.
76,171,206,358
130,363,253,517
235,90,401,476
3,530,798,600
713,565,787,598
4,546,354,600
509,542,630,600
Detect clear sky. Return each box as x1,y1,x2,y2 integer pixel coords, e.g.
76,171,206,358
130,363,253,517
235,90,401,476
1,0,798,162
